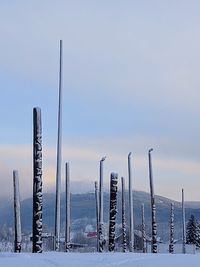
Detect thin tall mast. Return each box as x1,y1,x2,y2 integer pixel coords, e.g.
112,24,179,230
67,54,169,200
55,40,63,251
128,152,134,252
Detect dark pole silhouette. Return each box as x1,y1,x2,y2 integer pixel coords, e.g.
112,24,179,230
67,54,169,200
148,148,157,253
108,173,118,252
32,107,43,253
169,202,174,253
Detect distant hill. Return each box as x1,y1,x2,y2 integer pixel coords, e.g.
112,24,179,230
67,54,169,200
1,190,200,241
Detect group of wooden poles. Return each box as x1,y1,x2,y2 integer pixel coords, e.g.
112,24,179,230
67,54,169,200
12,108,187,253
12,40,187,254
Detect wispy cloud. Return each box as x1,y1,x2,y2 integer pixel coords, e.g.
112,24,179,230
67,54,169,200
0,137,199,201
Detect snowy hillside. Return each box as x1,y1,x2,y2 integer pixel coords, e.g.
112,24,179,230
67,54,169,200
1,252,200,267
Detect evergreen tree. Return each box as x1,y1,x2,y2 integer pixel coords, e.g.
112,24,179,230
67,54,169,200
186,215,200,247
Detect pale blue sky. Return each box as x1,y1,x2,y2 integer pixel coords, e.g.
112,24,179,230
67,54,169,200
1,1,200,200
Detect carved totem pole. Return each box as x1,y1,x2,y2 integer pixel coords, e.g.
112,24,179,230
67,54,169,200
148,148,157,253
169,202,174,253
32,107,43,253
108,172,118,252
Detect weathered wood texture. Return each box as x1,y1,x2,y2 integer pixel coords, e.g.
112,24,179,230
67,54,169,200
148,149,157,253
108,173,118,252
169,202,174,253
121,177,127,252
32,107,43,253
13,170,22,253
98,157,106,252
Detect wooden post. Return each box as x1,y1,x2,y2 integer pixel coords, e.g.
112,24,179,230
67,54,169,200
108,173,118,252
13,170,22,253
55,39,63,251
95,181,99,251
65,162,70,252
128,152,134,252
98,157,106,252
121,177,127,252
32,107,43,253
182,189,186,254
148,148,157,253
169,202,174,253
141,204,146,253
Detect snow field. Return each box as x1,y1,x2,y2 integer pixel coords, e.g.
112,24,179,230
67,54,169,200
0,252,200,267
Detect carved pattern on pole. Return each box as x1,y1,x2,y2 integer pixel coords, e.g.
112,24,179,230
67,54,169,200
13,170,22,253
65,162,70,252
108,173,118,252
32,107,43,253
169,202,174,253
121,177,127,252
148,149,157,253
98,157,106,252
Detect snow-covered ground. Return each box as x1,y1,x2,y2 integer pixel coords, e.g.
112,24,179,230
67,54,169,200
1,252,200,267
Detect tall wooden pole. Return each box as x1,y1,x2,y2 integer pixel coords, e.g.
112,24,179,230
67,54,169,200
141,204,146,253
65,162,70,252
98,156,106,252
169,202,174,253
182,189,186,254
108,173,118,252
55,39,63,251
95,181,99,252
121,177,127,252
128,152,134,252
13,170,22,253
148,148,157,253
32,107,43,253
